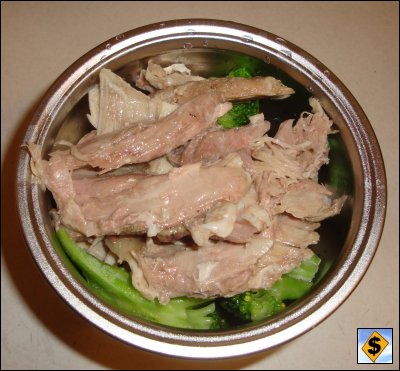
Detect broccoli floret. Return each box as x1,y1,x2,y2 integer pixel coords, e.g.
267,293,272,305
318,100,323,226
217,254,321,324
217,67,260,128
56,228,223,330
228,67,253,78
218,290,284,324
217,101,260,128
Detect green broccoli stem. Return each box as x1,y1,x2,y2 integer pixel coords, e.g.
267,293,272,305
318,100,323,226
284,254,321,282
267,276,313,302
269,254,321,301
56,228,220,330
313,259,333,285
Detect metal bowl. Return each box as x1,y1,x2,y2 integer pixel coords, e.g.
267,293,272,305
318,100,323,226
16,19,386,358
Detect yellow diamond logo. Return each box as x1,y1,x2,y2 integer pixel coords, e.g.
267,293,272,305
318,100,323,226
361,331,389,362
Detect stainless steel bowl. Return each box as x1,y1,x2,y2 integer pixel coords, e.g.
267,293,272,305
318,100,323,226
16,19,386,358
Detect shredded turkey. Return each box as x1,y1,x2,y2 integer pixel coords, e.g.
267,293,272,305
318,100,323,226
136,62,205,92
28,64,348,304
274,97,333,179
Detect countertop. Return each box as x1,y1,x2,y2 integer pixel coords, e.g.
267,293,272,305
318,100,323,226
1,2,398,370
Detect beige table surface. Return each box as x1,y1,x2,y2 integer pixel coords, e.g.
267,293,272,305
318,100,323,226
1,2,398,370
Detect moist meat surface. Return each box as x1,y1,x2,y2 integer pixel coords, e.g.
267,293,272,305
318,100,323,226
152,76,295,104
28,67,346,304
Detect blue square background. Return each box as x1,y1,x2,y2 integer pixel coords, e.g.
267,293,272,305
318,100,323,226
358,328,393,364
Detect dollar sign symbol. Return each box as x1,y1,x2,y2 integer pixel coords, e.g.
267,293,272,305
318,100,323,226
367,336,381,356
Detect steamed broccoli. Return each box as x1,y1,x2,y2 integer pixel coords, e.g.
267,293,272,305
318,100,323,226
217,101,260,128
217,254,321,324
217,289,284,324
228,67,253,78
56,228,224,330
57,228,321,329
217,67,260,128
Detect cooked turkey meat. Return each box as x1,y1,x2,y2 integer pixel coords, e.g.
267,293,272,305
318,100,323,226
152,76,295,105
72,93,231,172
175,114,270,165
28,65,347,304
111,237,313,304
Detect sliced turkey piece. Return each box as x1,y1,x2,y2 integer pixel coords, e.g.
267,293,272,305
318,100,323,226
156,183,271,245
152,76,294,105
273,214,320,248
71,93,232,172
30,151,251,237
136,62,205,91
76,162,250,236
246,241,313,290
87,69,177,135
275,179,347,222
122,237,312,304
176,114,270,165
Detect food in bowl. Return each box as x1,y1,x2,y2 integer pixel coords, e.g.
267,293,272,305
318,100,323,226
26,60,349,330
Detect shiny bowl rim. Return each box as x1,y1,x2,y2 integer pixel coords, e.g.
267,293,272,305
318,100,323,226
16,19,387,359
